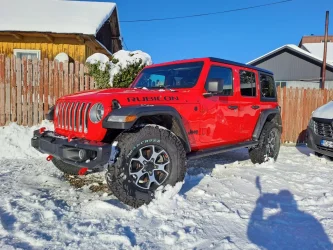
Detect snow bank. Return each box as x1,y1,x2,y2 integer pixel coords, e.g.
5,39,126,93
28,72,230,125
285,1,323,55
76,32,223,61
0,121,53,159
86,50,152,87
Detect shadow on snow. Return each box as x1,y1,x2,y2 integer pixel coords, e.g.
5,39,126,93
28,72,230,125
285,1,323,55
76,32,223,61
247,176,332,250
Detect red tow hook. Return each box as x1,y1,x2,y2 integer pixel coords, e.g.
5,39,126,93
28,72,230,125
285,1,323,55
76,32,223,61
78,167,88,176
46,155,53,161
67,134,75,142
39,127,46,134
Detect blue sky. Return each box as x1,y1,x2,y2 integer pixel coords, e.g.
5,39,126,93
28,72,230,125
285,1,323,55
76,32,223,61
85,0,332,64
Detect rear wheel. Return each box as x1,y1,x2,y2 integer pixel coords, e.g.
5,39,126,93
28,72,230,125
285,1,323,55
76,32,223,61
51,157,83,176
249,122,281,164
106,125,186,208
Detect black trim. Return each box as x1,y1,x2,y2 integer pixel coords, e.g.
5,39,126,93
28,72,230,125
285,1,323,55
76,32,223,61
46,106,55,121
187,141,258,160
31,130,111,170
102,105,191,152
252,108,282,140
209,57,273,75
312,117,333,124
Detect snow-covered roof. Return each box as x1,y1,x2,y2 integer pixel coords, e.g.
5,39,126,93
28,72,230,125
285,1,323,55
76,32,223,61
247,44,333,68
0,0,117,36
301,43,333,64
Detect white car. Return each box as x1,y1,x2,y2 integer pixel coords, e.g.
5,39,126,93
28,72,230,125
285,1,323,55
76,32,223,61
307,101,333,158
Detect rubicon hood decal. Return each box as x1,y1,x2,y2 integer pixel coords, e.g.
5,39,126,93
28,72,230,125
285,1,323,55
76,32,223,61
127,96,179,102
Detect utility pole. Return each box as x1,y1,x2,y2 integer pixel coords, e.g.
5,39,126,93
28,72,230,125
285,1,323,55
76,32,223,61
321,11,329,89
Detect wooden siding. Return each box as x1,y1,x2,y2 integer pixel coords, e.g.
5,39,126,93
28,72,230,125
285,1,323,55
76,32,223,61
85,45,95,60
0,41,86,62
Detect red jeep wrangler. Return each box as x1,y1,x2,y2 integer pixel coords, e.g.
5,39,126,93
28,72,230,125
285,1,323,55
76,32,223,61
32,57,282,207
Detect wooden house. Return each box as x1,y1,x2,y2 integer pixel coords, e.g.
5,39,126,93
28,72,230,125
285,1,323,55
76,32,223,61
0,0,122,62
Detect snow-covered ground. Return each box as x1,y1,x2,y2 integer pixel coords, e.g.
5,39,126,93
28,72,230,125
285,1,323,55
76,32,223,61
0,124,333,249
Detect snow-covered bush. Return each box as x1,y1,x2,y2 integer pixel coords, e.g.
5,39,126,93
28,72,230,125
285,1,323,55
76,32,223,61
85,50,152,89
86,53,111,89
110,50,152,88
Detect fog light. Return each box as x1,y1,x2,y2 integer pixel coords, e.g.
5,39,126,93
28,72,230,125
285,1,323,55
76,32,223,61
79,149,87,160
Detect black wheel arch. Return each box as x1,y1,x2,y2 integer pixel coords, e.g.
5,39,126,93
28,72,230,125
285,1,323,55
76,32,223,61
252,108,282,141
102,105,191,153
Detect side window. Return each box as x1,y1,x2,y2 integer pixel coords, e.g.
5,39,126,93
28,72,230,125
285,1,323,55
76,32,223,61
240,70,256,97
205,66,233,96
260,74,277,99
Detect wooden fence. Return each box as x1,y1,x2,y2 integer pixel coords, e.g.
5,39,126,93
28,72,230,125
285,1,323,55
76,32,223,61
0,54,95,126
277,87,333,143
1,53,333,143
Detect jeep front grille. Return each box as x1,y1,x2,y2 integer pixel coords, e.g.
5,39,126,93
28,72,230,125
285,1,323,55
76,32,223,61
314,119,333,138
56,101,91,133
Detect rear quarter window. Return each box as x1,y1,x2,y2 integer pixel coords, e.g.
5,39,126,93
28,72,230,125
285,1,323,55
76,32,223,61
259,73,277,102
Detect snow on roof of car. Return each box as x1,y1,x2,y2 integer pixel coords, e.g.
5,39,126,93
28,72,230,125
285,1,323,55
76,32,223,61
0,0,117,36
247,44,333,68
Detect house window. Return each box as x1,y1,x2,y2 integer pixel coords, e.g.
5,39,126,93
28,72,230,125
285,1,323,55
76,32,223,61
14,49,41,60
240,70,256,97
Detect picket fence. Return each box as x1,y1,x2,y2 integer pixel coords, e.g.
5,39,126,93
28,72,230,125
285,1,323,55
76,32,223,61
0,54,95,126
1,54,333,143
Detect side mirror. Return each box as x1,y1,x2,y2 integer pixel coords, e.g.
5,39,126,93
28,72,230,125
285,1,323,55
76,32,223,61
207,79,220,93
203,79,222,97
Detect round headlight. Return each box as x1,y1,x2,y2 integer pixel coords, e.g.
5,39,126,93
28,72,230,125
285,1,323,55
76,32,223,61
89,103,104,123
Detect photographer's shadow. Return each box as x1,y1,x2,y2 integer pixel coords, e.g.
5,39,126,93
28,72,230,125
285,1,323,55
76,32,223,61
247,177,332,250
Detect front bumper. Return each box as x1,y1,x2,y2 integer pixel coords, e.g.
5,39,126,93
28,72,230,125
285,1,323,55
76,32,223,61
31,130,112,170
306,127,333,157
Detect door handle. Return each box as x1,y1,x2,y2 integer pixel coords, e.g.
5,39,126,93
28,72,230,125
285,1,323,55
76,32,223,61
228,105,238,110
251,105,260,110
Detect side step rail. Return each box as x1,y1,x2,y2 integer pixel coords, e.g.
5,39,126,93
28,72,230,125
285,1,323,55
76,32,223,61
187,141,258,160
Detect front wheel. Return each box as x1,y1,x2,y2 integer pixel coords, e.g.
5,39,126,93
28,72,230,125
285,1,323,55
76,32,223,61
249,122,281,164
106,125,186,208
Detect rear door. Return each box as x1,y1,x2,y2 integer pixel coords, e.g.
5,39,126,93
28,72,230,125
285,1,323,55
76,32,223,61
236,68,261,141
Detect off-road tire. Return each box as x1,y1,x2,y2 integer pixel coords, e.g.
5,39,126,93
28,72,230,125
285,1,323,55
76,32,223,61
249,121,281,164
106,125,186,208
52,157,82,175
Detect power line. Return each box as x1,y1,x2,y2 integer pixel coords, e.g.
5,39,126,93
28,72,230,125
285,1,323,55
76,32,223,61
120,0,292,23
122,37,129,50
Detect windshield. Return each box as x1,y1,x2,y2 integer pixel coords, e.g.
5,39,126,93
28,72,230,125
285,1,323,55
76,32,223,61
132,62,204,89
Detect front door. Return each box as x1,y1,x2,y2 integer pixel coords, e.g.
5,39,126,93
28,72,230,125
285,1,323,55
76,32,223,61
199,64,243,145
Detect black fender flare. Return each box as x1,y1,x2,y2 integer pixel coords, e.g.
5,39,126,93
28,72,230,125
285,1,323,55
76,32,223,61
102,105,191,152
252,108,282,141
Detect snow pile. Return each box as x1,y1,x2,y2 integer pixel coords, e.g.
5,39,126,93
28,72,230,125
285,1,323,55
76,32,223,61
0,121,53,159
85,50,152,86
54,52,69,63
1,123,333,249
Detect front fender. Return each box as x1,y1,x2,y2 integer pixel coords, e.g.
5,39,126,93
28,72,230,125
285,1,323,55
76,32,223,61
102,105,191,152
